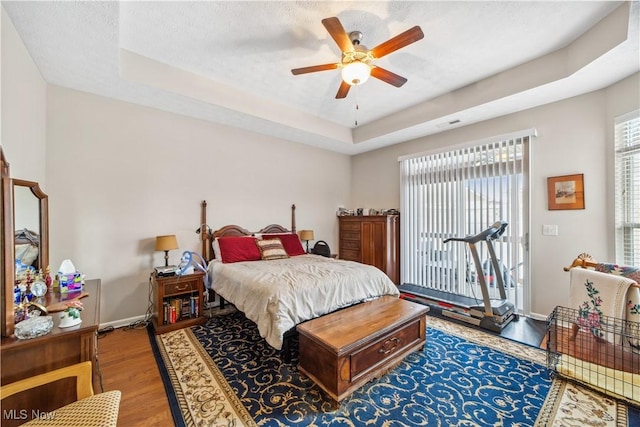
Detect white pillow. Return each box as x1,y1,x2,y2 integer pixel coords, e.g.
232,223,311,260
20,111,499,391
212,238,222,260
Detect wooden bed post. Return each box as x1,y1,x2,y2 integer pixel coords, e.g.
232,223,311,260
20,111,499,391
200,200,210,261
291,204,296,234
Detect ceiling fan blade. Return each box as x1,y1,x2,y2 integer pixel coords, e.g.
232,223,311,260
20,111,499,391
370,26,424,59
291,63,339,75
322,17,354,53
336,80,351,99
371,66,408,87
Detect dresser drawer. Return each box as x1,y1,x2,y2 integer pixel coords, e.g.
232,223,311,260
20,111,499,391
340,231,360,241
340,239,360,250
340,221,361,232
350,319,421,382
340,249,361,261
163,279,199,296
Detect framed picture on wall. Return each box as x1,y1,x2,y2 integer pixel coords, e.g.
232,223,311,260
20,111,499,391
547,173,585,210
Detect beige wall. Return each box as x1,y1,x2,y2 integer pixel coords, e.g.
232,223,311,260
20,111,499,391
351,73,640,318
45,86,351,325
1,6,47,182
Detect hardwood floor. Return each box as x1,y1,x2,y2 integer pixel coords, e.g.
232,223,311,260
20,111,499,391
96,325,173,426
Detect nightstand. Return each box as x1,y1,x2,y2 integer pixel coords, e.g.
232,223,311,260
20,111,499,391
151,271,206,334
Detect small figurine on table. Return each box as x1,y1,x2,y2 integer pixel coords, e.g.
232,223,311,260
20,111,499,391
44,265,53,291
58,300,84,328
47,293,88,328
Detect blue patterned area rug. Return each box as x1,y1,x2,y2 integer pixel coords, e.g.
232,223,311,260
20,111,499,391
150,310,636,426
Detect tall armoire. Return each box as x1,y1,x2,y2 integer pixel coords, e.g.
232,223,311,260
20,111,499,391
338,215,400,284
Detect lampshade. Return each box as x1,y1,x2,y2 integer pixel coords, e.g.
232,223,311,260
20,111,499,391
299,230,314,241
155,235,178,252
341,61,371,86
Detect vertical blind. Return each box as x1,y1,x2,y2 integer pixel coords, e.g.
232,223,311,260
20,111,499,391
400,131,532,308
615,110,640,266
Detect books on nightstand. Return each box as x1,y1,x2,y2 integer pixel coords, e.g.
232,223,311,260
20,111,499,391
162,296,199,324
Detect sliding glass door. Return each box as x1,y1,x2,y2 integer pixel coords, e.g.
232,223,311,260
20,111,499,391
400,131,532,314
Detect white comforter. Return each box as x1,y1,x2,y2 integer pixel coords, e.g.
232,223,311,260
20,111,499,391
207,254,399,349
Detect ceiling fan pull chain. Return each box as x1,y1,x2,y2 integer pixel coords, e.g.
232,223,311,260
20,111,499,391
355,90,359,126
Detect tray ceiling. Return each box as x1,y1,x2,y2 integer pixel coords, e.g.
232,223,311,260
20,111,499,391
3,1,639,154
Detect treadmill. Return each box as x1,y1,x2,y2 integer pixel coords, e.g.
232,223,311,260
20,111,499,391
399,222,518,333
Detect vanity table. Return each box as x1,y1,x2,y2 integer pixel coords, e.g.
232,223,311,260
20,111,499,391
0,149,101,425
2,148,50,338
0,279,101,425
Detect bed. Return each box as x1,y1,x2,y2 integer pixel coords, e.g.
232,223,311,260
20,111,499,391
197,201,400,354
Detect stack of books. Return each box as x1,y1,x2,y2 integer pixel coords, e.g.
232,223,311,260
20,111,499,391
162,295,199,324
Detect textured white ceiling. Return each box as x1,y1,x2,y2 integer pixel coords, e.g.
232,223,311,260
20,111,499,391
3,1,639,154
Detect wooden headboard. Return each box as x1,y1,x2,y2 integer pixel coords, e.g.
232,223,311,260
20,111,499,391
197,201,297,261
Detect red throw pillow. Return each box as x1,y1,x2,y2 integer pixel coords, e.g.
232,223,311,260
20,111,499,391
261,233,306,256
217,236,261,263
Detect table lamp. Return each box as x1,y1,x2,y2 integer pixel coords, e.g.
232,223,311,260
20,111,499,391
299,230,314,253
155,235,178,267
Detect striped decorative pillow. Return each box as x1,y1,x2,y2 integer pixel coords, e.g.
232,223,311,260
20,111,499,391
256,238,289,261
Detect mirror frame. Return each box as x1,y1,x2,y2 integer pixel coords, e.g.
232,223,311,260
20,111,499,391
0,154,49,336
12,179,49,271
1,148,11,336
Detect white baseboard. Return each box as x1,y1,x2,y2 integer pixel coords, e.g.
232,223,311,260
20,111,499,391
99,314,149,330
528,312,549,322
98,294,222,329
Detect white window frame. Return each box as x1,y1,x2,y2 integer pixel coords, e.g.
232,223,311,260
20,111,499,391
399,129,534,314
615,110,640,266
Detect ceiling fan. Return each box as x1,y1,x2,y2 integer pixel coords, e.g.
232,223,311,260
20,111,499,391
291,17,424,99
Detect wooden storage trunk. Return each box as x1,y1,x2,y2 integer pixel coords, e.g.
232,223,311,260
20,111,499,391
297,296,429,404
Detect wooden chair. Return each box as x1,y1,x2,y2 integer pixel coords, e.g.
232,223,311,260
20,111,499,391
0,361,121,426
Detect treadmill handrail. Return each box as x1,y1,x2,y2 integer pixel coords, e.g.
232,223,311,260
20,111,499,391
443,221,508,244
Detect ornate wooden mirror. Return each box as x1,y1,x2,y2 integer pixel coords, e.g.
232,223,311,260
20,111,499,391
11,179,49,271
1,148,49,336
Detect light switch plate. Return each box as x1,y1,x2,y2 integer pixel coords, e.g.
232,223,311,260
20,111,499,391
542,224,558,236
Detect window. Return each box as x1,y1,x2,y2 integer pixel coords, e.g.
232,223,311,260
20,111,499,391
399,130,533,313
615,110,640,266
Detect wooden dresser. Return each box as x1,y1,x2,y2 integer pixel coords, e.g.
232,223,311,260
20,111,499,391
338,215,400,284
0,279,101,426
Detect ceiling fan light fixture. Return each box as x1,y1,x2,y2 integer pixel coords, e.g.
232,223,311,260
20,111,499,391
291,17,423,98
341,61,371,86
